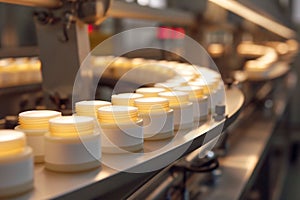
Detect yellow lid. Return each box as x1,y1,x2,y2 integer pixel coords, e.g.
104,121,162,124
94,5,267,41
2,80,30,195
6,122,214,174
173,86,203,100
154,82,182,91
75,100,111,117
134,97,169,113
98,106,139,124
158,91,189,106
136,87,166,97
111,93,144,106
49,116,94,138
19,110,61,130
176,69,198,77
189,80,209,94
172,75,195,82
166,78,188,86
0,130,26,157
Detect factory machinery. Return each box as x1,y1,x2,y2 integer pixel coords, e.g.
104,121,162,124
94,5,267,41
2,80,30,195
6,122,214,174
0,0,298,199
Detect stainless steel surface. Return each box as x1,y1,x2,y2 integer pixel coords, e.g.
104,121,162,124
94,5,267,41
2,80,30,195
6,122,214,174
207,119,274,200
0,0,62,8
12,87,244,200
200,72,297,200
107,1,195,26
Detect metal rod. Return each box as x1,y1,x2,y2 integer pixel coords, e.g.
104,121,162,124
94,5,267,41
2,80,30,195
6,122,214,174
209,0,296,39
107,1,195,26
0,0,62,8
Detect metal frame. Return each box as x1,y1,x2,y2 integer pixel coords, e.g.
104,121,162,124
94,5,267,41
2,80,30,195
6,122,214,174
107,1,195,26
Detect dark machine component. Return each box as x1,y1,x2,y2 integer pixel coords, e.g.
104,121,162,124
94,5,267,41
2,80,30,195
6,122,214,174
78,0,111,25
0,0,111,111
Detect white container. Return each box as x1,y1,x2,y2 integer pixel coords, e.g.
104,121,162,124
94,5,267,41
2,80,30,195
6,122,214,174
17,110,61,163
158,91,193,130
189,78,218,113
173,86,209,122
14,127,46,163
171,103,194,130
191,68,223,110
197,96,209,121
45,116,101,172
134,97,174,140
0,130,34,198
98,106,143,153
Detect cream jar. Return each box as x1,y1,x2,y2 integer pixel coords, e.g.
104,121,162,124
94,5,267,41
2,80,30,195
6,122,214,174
15,110,61,163
173,85,208,122
134,97,174,140
136,87,166,97
98,106,143,153
158,91,193,130
189,79,212,96
189,79,216,113
0,130,34,198
111,93,144,106
45,116,101,172
75,100,111,117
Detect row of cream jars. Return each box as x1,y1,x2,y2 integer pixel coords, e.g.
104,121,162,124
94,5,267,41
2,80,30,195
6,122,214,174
135,87,194,130
112,93,174,140
45,116,101,172
0,130,34,198
75,99,144,154
15,110,61,163
163,62,224,114
134,97,174,140
111,93,174,140
154,81,206,123
97,106,143,154
173,86,208,122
